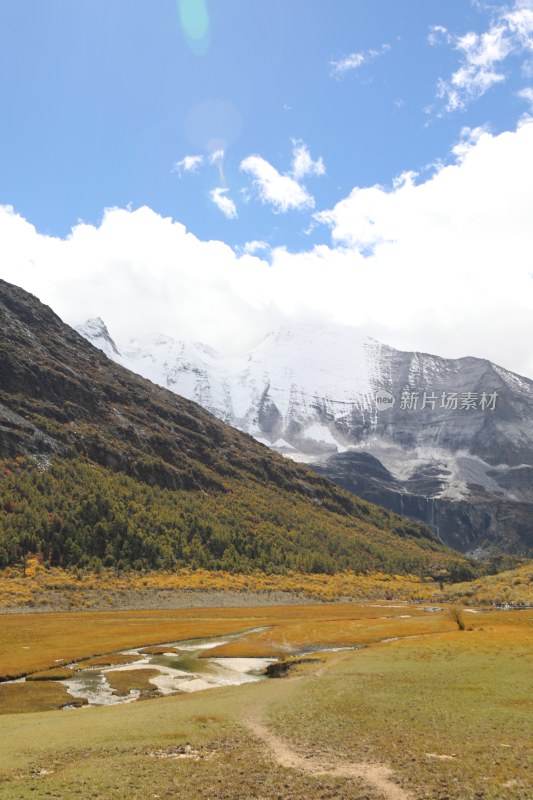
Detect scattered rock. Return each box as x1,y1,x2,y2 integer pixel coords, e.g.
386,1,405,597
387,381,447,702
425,753,457,760
149,744,201,760
264,657,321,678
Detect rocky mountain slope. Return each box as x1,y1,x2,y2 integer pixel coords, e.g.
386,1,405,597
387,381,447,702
0,279,465,576
77,319,533,556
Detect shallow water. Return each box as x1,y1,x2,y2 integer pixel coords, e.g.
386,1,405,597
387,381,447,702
9,625,368,709
60,629,275,707
62,667,140,706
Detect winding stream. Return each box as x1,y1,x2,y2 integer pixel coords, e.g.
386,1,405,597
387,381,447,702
60,628,275,707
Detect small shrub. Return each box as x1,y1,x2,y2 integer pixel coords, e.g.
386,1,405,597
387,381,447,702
448,604,466,631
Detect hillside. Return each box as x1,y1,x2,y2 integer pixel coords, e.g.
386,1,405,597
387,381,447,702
0,279,471,577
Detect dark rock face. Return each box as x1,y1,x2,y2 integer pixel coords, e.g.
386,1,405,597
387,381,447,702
243,343,533,556
367,350,533,468
257,384,283,440
0,402,64,459
0,279,271,492
305,348,533,556
229,338,533,556
313,452,533,555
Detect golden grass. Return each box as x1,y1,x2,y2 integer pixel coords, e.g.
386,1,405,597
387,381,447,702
0,609,262,680
105,668,162,697
0,609,529,799
0,602,447,680
26,668,73,681
0,603,454,724
2,602,531,679
444,561,533,606
0,682,84,714
203,608,467,657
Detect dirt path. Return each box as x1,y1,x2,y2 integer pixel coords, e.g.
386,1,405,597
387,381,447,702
244,653,413,800
246,717,412,800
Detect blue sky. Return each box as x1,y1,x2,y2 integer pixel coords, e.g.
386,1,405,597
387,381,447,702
1,0,530,246
1,1,533,376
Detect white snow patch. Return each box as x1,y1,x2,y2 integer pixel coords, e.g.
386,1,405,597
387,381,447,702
252,435,271,446
273,438,296,449
303,423,338,445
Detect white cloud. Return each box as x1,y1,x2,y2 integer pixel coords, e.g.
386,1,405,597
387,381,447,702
313,122,533,376
239,141,323,213
173,154,204,175
435,1,533,112
240,155,315,212
330,51,365,76
517,85,533,106
517,86,533,123
457,27,512,68
438,28,509,111
1,124,533,378
504,0,533,48
175,144,323,218
173,149,225,179
208,149,225,165
209,188,237,219
451,125,491,161
290,140,325,180
391,170,418,189
329,44,390,79
428,25,451,47
242,240,270,255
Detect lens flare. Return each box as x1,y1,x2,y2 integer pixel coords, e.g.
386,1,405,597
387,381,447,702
178,0,210,55
185,99,243,153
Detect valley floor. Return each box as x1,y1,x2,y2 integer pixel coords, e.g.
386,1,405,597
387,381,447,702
0,602,531,799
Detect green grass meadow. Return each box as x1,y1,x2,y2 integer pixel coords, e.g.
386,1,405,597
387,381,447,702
0,607,530,800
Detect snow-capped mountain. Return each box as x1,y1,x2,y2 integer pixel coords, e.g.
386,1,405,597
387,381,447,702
77,317,120,358
75,320,384,442
76,318,232,421
76,319,533,555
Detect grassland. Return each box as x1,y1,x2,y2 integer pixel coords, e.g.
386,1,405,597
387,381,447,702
0,603,531,799
105,668,162,697
0,682,85,714
26,668,73,681
0,603,449,680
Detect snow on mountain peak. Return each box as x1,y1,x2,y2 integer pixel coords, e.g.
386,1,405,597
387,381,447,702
76,316,533,554
75,318,120,356
76,317,385,449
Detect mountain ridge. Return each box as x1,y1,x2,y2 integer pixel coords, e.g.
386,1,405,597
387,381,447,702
0,279,467,577
76,315,533,555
